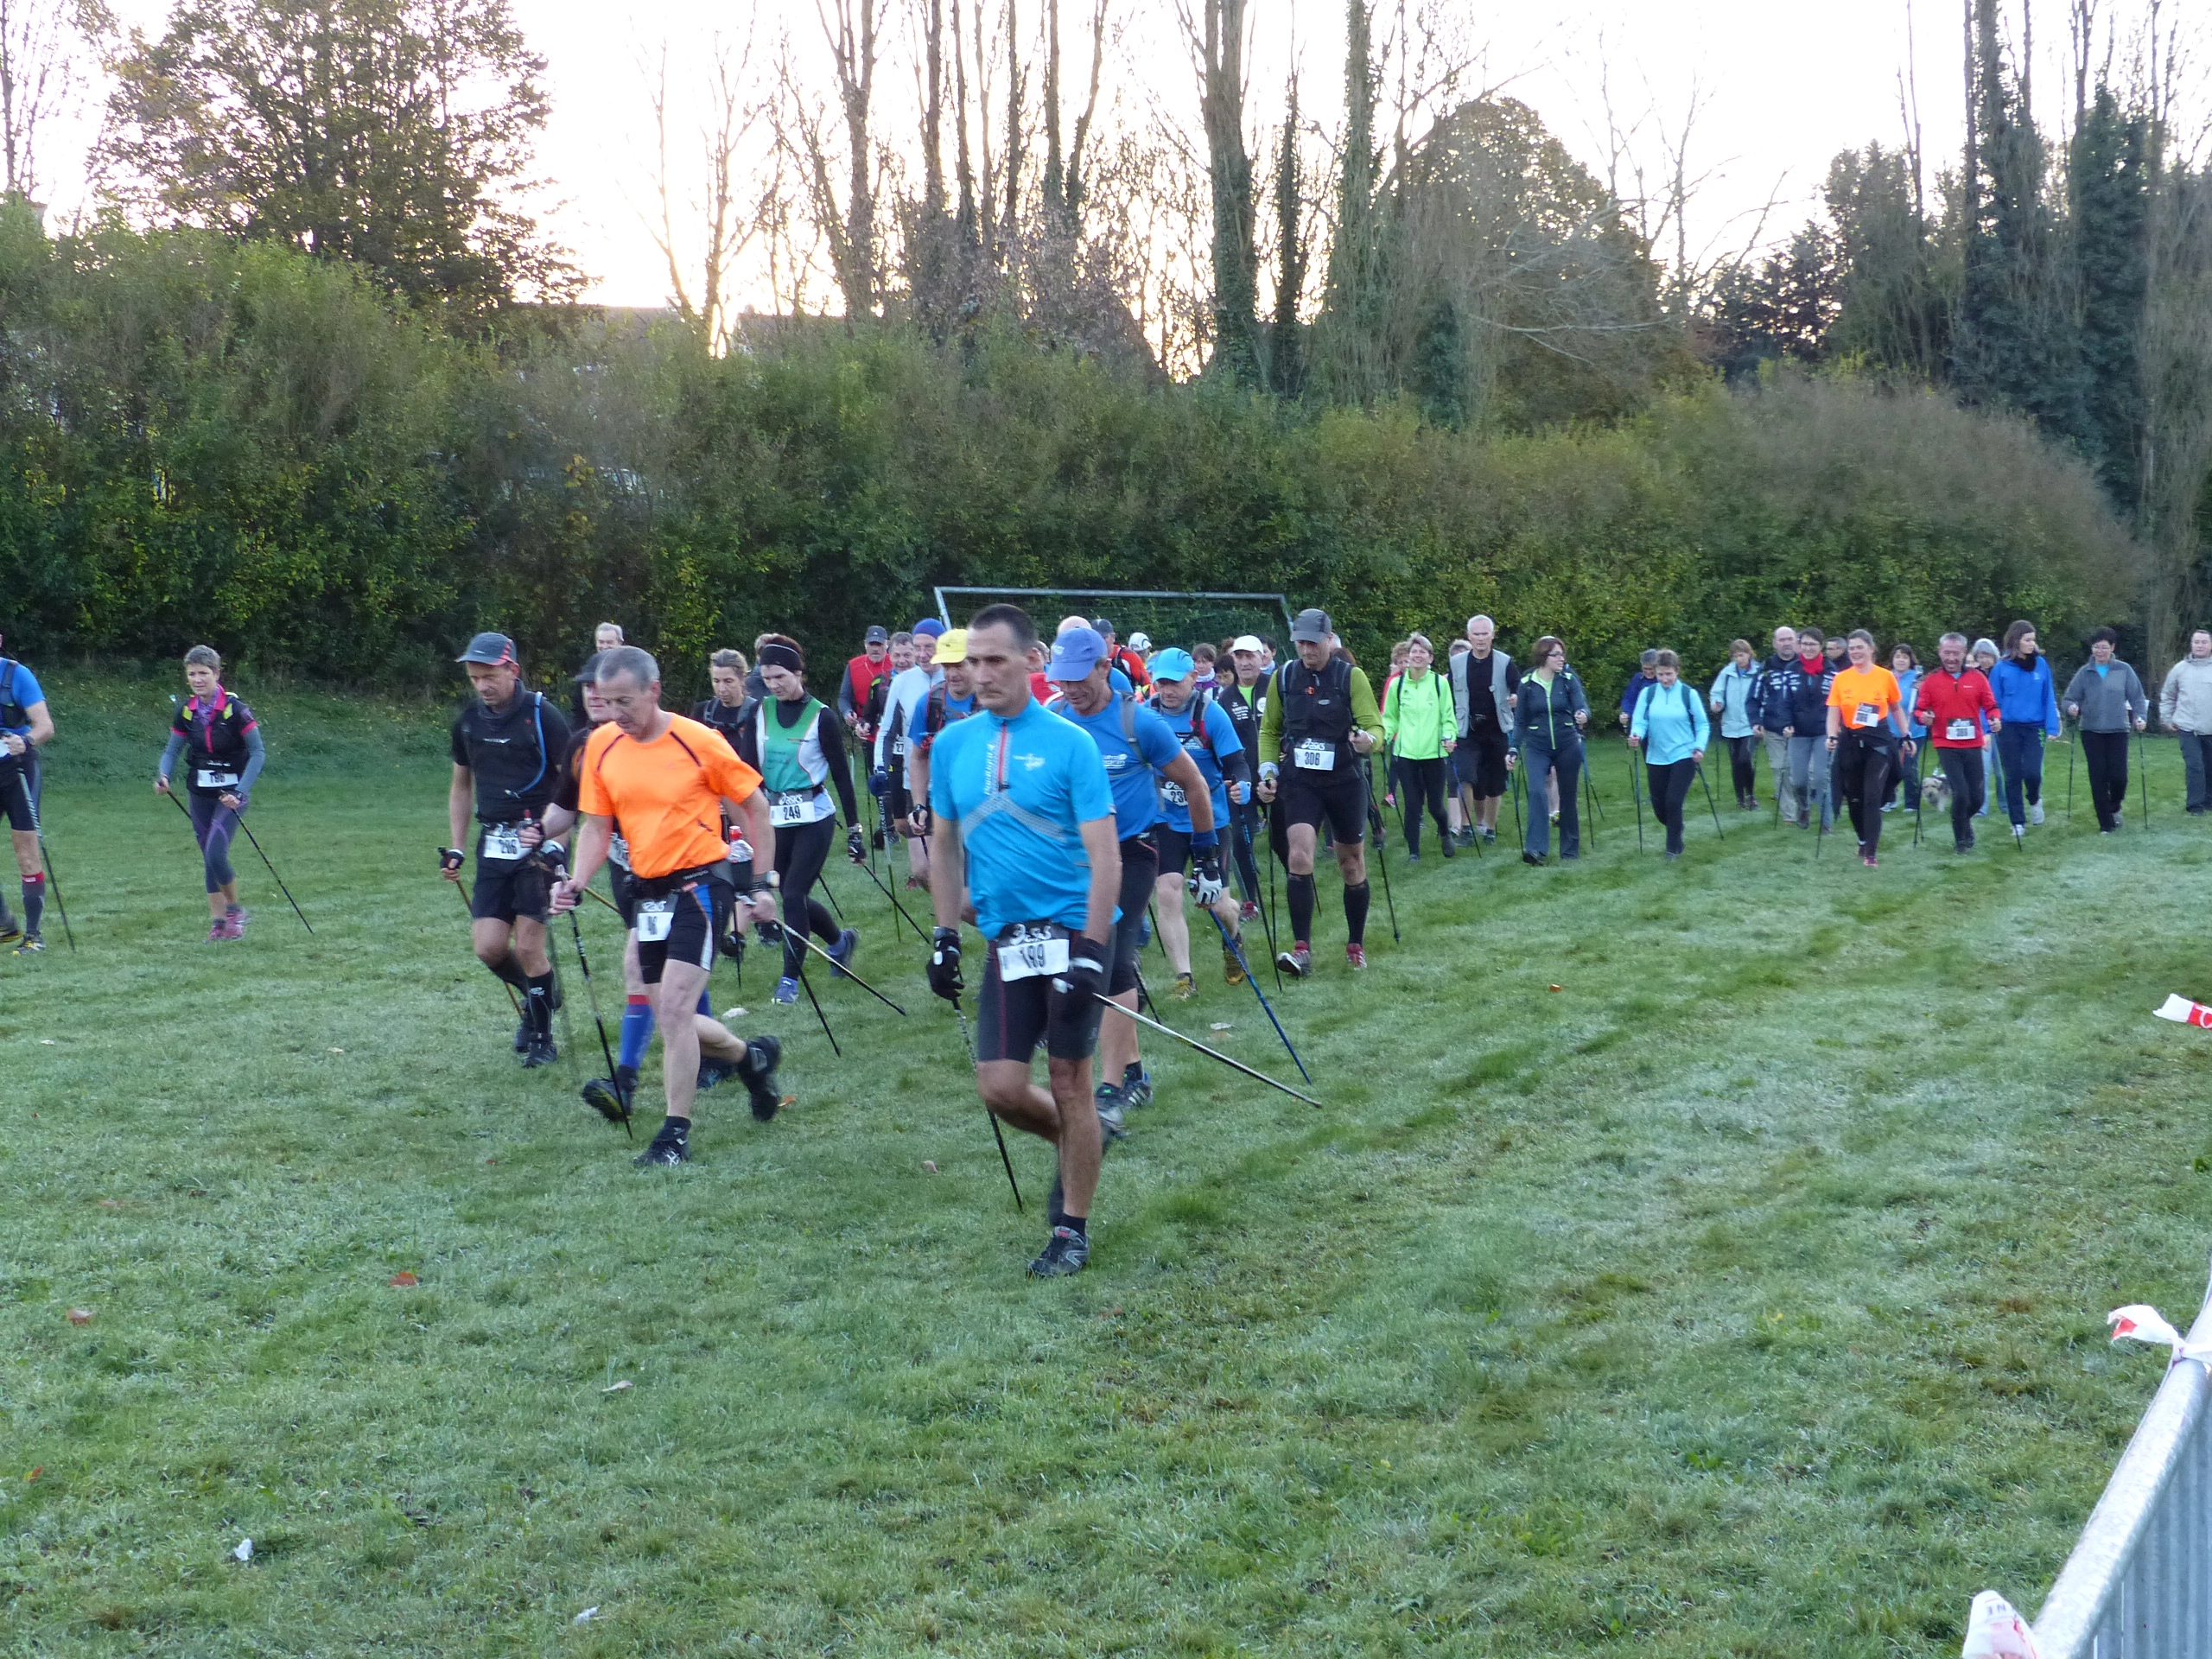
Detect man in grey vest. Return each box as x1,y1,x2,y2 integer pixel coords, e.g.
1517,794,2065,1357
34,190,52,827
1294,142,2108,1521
1449,615,1519,846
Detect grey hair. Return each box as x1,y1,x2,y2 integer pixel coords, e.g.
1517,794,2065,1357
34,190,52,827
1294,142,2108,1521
1466,614,1494,632
595,645,661,690
1939,632,1969,650
183,645,222,671
1971,638,1999,658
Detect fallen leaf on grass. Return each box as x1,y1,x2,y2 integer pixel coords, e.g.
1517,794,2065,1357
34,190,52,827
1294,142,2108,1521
601,1380,632,1394
24,1467,41,1481
1549,984,1563,992
922,1160,938,1173
66,1308,91,1325
389,1272,418,1288
779,1095,797,1108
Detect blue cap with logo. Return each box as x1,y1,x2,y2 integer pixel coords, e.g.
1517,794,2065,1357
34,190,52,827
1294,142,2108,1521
1150,647,1196,682
1046,626,1109,682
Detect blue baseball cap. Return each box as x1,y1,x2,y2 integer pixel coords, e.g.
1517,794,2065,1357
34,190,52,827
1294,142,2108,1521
1150,647,1196,682
1046,626,1109,682
912,618,945,638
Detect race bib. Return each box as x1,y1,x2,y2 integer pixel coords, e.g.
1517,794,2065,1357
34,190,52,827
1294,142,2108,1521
480,824,526,861
770,794,810,828
1853,702,1882,729
1946,718,1974,741
892,736,908,758
1161,779,1187,807
997,923,1070,982
194,769,238,790
1294,740,1336,772
634,897,674,943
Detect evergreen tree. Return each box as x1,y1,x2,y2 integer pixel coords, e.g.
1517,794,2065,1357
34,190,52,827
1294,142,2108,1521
2069,85,2151,512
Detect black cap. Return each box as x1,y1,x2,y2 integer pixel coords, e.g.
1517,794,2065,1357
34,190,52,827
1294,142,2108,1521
864,625,889,645
1290,608,1332,644
1090,617,1116,638
457,631,517,666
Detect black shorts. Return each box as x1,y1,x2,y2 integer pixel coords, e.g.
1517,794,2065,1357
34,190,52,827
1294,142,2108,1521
1454,725,1510,797
472,855,551,925
1154,823,1199,877
1279,768,1368,843
633,873,730,985
975,929,1105,1064
0,753,37,830
1109,834,1158,996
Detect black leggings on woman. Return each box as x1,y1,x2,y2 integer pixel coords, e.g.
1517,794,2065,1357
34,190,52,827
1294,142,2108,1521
772,817,841,978
1726,734,1757,805
1398,755,1452,855
1644,758,1695,854
1833,728,1896,854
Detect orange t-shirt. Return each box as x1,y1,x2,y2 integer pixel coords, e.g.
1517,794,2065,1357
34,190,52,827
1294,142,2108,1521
579,715,762,878
1827,664,1902,732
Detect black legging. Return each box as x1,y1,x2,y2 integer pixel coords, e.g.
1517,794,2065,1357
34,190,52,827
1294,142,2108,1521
1833,729,1895,853
1398,755,1451,854
1726,734,1757,804
1936,747,1985,844
1644,757,1694,854
772,817,841,978
2082,729,2130,830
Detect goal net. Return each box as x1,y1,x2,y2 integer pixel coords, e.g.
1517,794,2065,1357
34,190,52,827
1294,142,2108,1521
932,588,1295,657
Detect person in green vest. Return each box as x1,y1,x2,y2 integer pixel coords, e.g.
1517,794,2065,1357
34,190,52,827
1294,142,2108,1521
731,634,864,1005
1382,632,1459,860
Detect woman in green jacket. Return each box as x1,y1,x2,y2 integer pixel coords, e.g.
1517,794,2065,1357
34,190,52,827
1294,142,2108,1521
1382,632,1459,859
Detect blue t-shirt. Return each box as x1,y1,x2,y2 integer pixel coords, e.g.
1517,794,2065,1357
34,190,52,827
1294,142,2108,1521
908,690,978,750
0,661,42,734
1154,695,1242,833
928,699,1115,939
1058,691,1185,839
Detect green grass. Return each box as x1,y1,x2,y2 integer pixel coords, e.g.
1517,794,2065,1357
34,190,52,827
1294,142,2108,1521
6,680,2212,1655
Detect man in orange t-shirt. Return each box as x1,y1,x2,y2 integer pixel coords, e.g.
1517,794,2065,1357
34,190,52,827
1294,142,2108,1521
1825,628,1914,867
552,645,785,1166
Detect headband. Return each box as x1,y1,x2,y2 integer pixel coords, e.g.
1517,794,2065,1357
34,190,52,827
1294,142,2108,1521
760,643,804,674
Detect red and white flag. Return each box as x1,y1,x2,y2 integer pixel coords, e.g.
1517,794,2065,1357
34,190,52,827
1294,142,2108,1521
1962,1591,2041,1657
2153,994,2212,1027
2107,1304,2212,1365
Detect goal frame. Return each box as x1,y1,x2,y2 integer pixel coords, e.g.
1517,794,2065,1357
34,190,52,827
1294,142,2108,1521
932,587,1296,641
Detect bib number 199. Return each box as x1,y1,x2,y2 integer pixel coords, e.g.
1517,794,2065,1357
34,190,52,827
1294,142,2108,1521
997,930,1069,982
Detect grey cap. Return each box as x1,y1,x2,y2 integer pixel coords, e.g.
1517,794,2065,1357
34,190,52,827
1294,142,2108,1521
1289,608,1332,645
864,625,889,645
457,631,517,666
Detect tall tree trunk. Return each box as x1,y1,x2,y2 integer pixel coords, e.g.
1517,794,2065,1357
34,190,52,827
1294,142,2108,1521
1269,79,1305,396
1040,0,1063,221
1197,0,1259,385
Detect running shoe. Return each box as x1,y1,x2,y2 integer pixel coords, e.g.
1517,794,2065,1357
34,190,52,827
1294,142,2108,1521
1223,941,1247,985
1862,853,1878,867
2031,802,2045,825
1094,1076,1123,1121
226,904,249,936
1120,1063,1152,1109
773,976,799,1007
1440,835,1455,859
582,1067,636,1126
15,933,44,955
1171,971,1195,1001
1405,849,1421,862
206,919,227,944
1522,850,1546,866
1027,1225,1090,1277
2012,824,2026,843
696,1052,740,1092
827,927,859,979
1239,899,1260,921
634,1117,691,1166
1278,943,1312,978
521,1033,559,1069
0,913,19,944
738,1035,784,1121
1481,828,1497,843
905,875,926,891
1096,1096,1127,1142
1137,912,1153,950
1345,942,1367,970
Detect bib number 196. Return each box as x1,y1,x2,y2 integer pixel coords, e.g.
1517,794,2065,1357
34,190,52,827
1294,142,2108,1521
634,898,674,943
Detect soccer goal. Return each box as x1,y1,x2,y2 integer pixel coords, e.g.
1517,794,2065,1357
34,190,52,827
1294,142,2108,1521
932,588,1295,654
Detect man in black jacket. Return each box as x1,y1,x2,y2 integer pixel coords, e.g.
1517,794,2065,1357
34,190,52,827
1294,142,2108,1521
1747,626,1802,824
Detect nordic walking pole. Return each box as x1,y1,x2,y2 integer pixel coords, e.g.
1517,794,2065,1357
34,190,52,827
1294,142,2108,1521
1507,757,1526,846
2065,718,2075,822
1581,766,1599,850
223,805,312,934
1209,909,1310,1081
1629,749,1645,852
15,766,73,950
1147,899,1169,965
855,849,925,942
790,950,841,1056
765,919,907,1015
1261,805,1284,992
1695,760,1726,839
2139,725,2152,829
1092,991,1324,1108
1363,760,1401,943
951,996,1022,1211
565,905,630,1137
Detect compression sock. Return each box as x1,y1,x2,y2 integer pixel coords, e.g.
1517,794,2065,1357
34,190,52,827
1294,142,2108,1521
619,995,655,1071
524,972,556,1038
1287,872,1316,944
488,952,530,991
1343,880,1371,946
696,989,714,1016
20,872,42,936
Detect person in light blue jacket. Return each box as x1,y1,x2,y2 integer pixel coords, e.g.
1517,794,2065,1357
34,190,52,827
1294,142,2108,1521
1630,649,1711,858
1884,642,1924,810
1708,639,1760,809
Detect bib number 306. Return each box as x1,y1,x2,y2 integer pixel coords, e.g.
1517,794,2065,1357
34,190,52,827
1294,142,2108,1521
1294,740,1336,772
634,898,675,943
997,925,1070,982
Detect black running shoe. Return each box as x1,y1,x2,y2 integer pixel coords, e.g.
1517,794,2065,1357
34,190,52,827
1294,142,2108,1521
521,1033,559,1069
1027,1225,1090,1277
737,1035,784,1121
1277,943,1312,978
633,1117,690,1166
582,1076,632,1126
696,1050,742,1092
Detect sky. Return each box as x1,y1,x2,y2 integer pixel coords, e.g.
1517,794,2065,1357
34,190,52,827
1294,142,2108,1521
33,0,2173,315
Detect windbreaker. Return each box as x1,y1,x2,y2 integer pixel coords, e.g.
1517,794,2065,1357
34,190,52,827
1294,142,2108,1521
2062,660,2149,733
1707,661,1758,738
1630,679,1711,766
1382,667,1458,760
1988,655,2062,737
1912,667,1999,748
1514,671,1589,751
2161,655,2212,734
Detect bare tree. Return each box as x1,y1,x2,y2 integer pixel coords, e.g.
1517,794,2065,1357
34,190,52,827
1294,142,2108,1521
1184,0,1258,383
779,0,882,319
647,33,766,353
0,0,94,202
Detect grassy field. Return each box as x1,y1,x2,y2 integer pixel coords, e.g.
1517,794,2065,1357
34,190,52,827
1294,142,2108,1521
6,672,2212,1656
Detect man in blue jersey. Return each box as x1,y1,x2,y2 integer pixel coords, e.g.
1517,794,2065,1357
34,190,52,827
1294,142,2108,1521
927,607,1122,1279
1049,627,1212,1126
1147,648,1249,997
0,638,55,951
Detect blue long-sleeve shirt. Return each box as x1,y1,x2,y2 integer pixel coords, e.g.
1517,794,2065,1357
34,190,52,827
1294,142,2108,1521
1988,656,2062,737
1891,668,1925,740
1630,679,1711,766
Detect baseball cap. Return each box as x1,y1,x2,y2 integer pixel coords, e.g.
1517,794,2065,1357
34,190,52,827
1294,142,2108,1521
912,617,946,639
1230,634,1265,654
933,628,969,665
572,650,605,683
1128,631,1153,652
1150,646,1195,681
1047,626,1109,681
1090,617,1115,638
864,624,889,645
457,631,518,665
1289,608,1332,645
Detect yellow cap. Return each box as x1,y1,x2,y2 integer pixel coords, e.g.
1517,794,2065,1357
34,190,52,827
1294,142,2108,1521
933,628,969,665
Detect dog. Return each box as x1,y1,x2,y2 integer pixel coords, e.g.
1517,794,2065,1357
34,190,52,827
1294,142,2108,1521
1921,772,1952,815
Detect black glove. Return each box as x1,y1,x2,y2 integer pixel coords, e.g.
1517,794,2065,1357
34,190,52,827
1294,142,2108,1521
1190,849,1225,908
847,824,868,864
927,927,963,1004
533,839,569,877
438,847,465,874
1054,936,1110,1006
